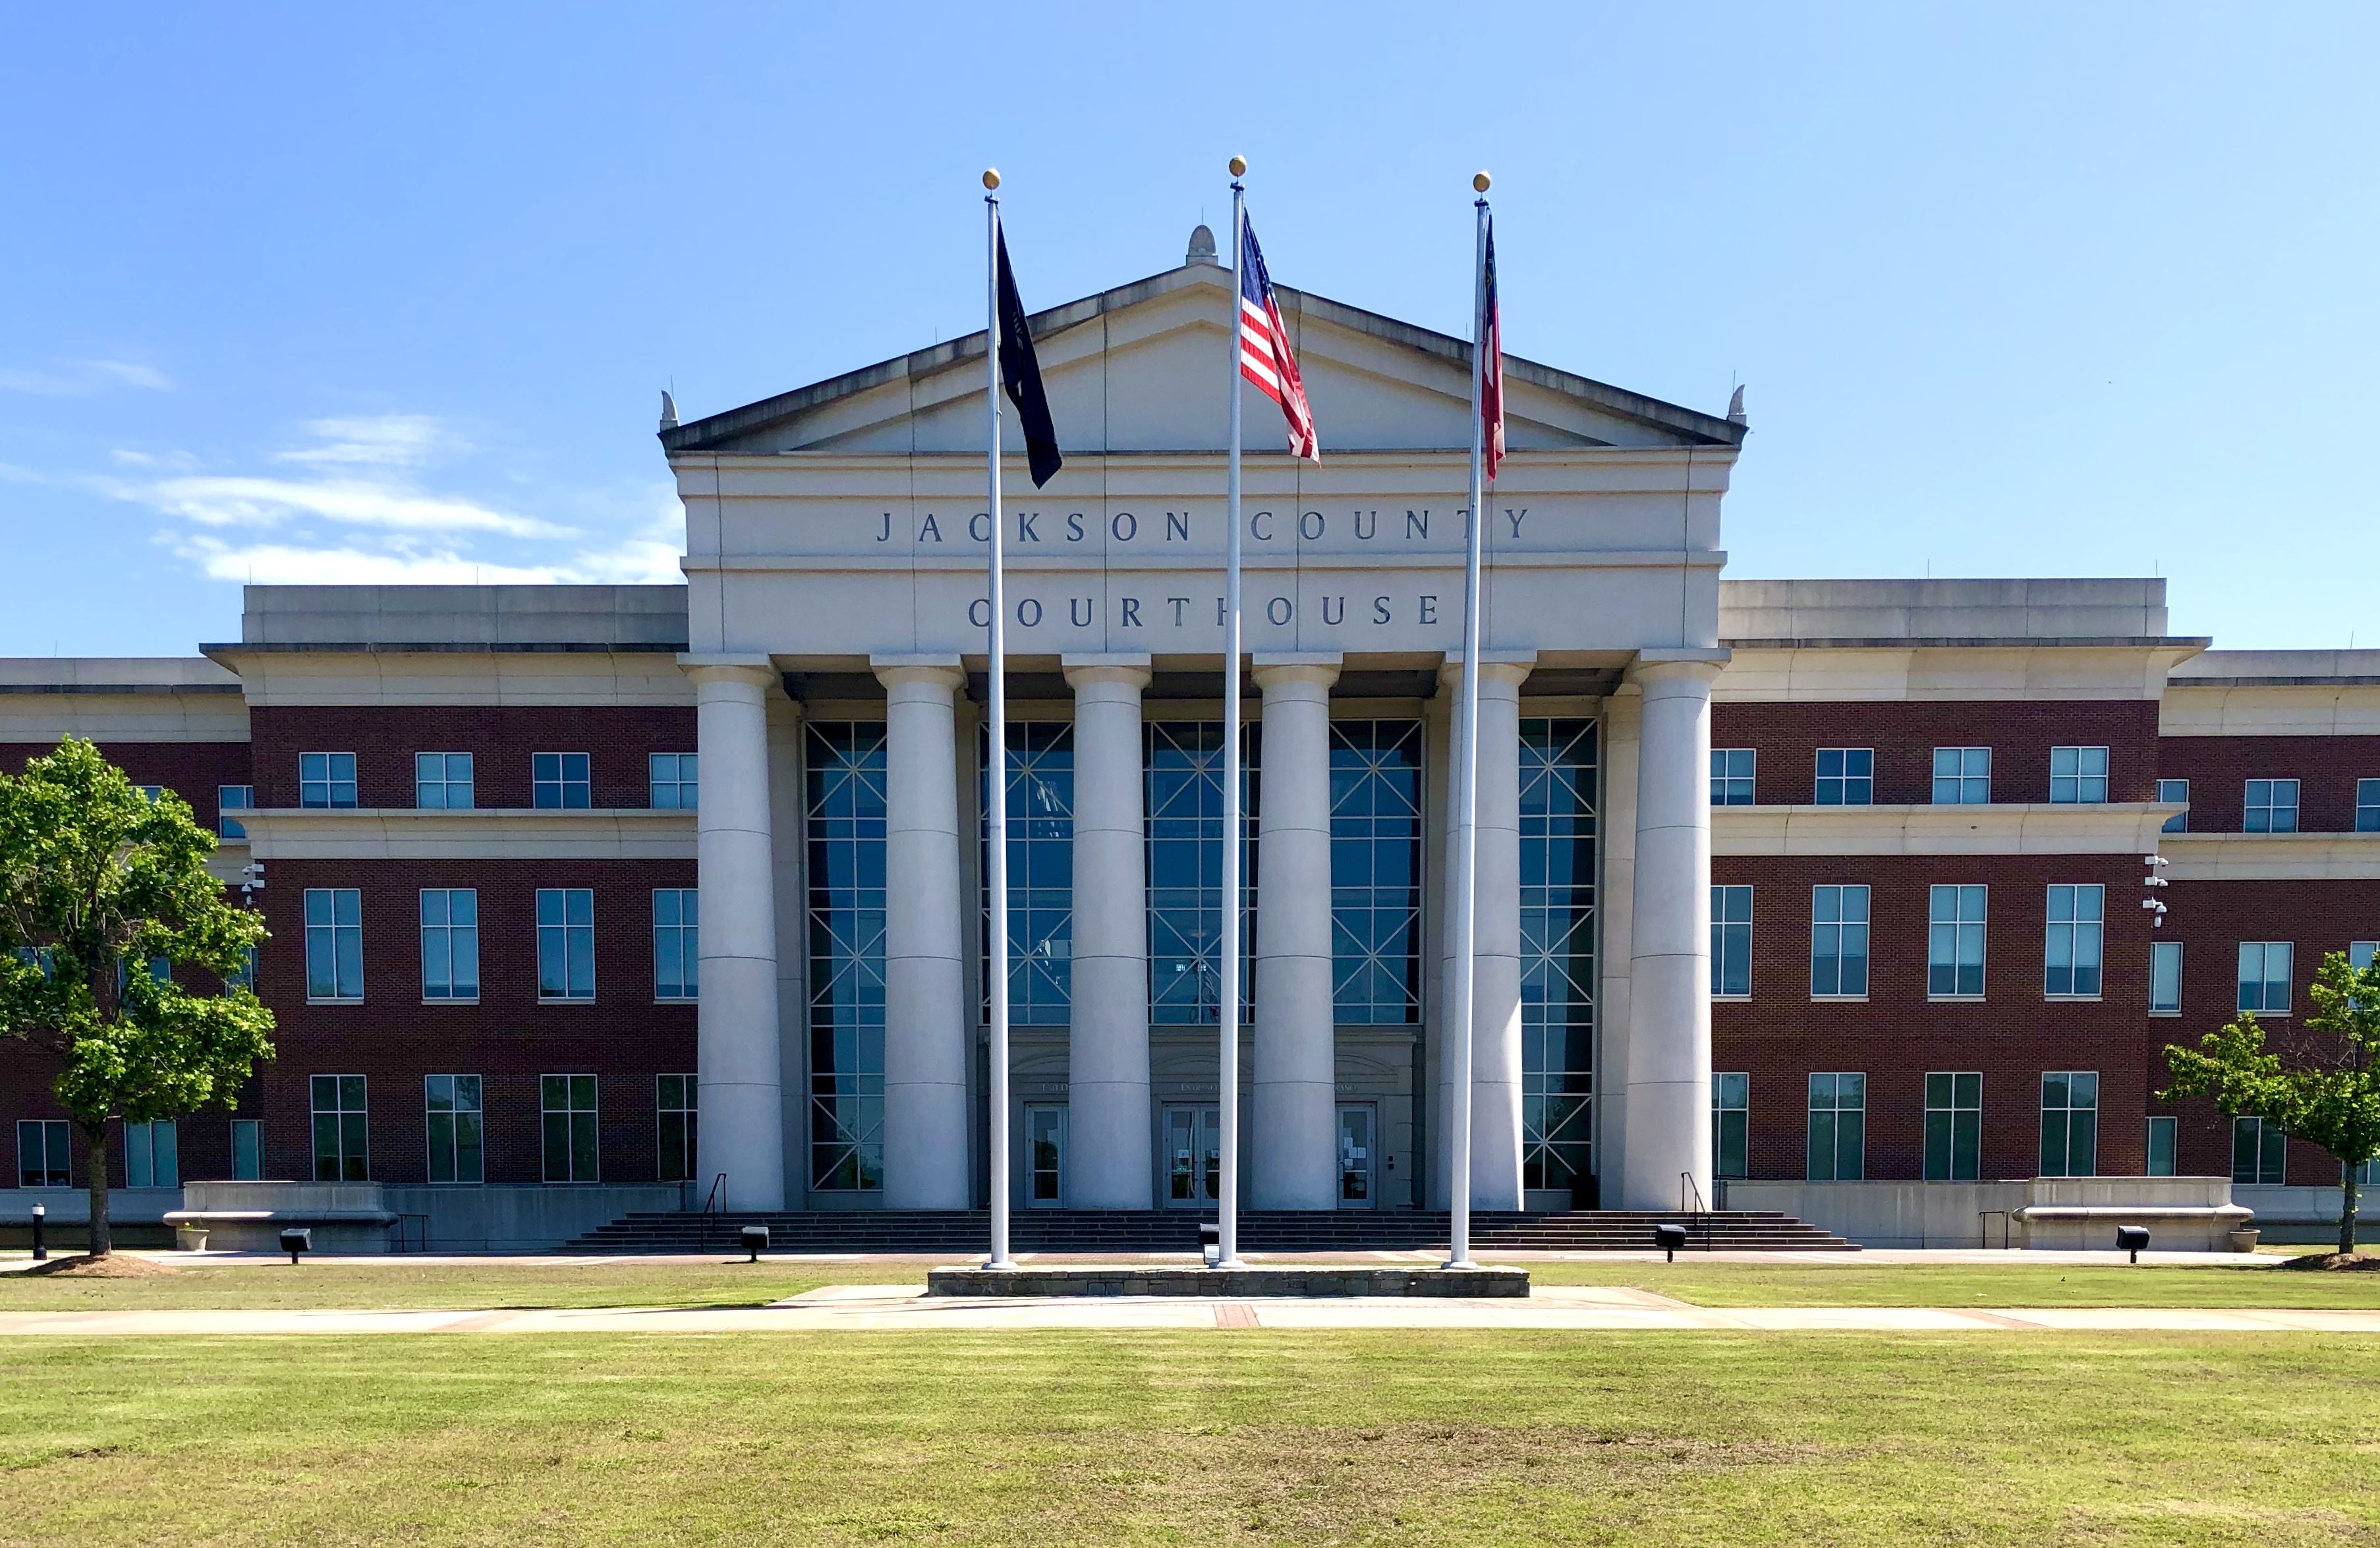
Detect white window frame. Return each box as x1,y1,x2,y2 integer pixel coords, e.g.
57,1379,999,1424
414,752,475,810
536,887,597,1003
217,783,252,840
310,1073,369,1182
2358,778,2380,834
1711,747,1756,807
541,1073,600,1184
2232,1114,2287,1186
1932,746,1991,805
1809,883,1870,1000
2145,1114,2178,1177
1806,1072,1866,1182
1923,1071,1983,1182
1927,883,1987,1000
2049,745,2108,805
649,752,699,810
653,888,698,1002
2043,882,2105,1000
303,886,364,1004
2243,777,2299,834
1814,747,1874,807
657,1073,698,1184
532,751,592,810
1711,884,1753,1000
125,1118,179,1188
424,1073,484,1186
2236,940,2294,1016
229,1118,262,1180
298,751,357,809
2148,938,2183,1016
16,1118,71,1188
419,888,480,1004
2039,1070,2100,1178
1711,1072,1750,1180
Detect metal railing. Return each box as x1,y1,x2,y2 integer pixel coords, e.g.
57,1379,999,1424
1681,1172,1713,1252
392,1213,429,1252
695,1172,729,1251
1978,1209,2014,1249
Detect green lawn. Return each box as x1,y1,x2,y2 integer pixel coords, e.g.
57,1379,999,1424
3,1331,2376,1545
2,1253,2377,1311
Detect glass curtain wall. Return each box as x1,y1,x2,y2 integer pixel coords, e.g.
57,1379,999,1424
806,723,888,1195
979,722,1074,1025
1519,718,1598,1200
1146,722,1259,1024
1328,721,1424,1024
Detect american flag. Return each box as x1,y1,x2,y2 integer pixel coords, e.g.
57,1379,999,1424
1238,217,1319,462
1479,213,1504,481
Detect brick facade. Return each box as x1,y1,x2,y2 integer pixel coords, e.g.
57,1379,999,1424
1711,701,2162,806
246,704,695,810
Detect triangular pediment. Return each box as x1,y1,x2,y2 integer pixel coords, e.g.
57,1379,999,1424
664,256,1742,459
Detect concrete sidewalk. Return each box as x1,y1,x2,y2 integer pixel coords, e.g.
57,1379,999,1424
1,1284,2375,1336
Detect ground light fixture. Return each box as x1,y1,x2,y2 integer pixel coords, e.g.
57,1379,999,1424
739,1224,769,1263
1653,1222,1688,1262
29,1203,45,1261
2116,1224,2151,1263
279,1227,311,1265
1199,1222,1222,1268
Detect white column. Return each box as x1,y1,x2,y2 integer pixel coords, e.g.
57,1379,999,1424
1436,656,1531,1213
1251,654,1342,1211
1062,656,1153,1209
876,658,971,1210
1620,652,1726,1211
766,693,808,1209
1595,689,1642,1207
685,658,785,1212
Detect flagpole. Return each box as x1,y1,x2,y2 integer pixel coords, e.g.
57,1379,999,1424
1217,154,1250,1269
982,169,1017,1271
1446,173,1491,1271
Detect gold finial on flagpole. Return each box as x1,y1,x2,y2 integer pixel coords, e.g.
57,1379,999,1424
982,169,1001,191
1228,155,1247,177
1473,171,1492,193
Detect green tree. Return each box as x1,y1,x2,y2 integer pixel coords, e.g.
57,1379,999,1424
2163,948,2380,1257
0,737,273,1256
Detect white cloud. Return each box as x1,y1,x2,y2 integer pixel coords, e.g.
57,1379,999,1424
273,414,459,469
109,447,203,472
175,530,682,587
138,474,574,539
0,358,173,395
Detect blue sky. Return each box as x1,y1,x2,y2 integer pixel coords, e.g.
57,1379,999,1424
3,3,2372,656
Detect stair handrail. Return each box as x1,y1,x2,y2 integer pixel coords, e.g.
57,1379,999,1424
1681,1171,1712,1253
696,1171,728,1251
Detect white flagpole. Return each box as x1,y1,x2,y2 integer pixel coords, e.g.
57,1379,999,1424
982,170,1016,1271
1446,175,1491,1271
1217,156,1249,1269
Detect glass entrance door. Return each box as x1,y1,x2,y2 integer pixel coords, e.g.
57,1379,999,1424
1336,1104,1375,1208
1162,1106,1220,1207
1025,1104,1065,1207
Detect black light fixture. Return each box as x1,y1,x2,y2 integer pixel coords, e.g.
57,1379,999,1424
739,1224,769,1263
279,1226,311,1266
1199,1222,1222,1269
29,1203,45,1263
2115,1224,2151,1264
1653,1222,1688,1263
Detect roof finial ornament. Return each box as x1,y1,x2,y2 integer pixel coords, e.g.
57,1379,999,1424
1726,384,1747,426
1185,223,1219,266
659,389,679,430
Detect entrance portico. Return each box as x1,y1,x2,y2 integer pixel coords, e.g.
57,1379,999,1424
666,228,1743,1215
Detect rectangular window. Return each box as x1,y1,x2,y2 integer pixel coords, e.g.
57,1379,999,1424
1710,747,1756,807
2358,778,2380,834
310,1074,368,1182
2157,777,2189,834
1809,884,1870,998
1932,746,1991,805
2236,940,2294,1014
2039,1070,2099,1177
654,888,699,1001
1147,722,1259,1025
230,1118,262,1180
2044,883,2105,998
424,1074,483,1185
2145,1114,2177,1177
1334,721,1425,1027
138,784,165,802
1711,884,1753,999
1924,1072,1982,1182
536,888,596,1002
649,753,699,810
2244,778,2299,834
217,784,252,840
414,753,474,809
2354,941,2377,973
16,1119,71,1188
1814,748,1873,806
1519,719,1597,1196
1928,884,1987,998
532,751,592,809
1713,1072,1749,1180
1806,1072,1865,1181
541,1074,599,1183
658,1074,698,1184
807,722,888,1194
2231,1115,2286,1185
303,887,364,1002
2149,938,2184,1015
418,888,479,1002
2049,745,2108,804
124,1119,178,1188
298,751,357,809
984,722,1077,1026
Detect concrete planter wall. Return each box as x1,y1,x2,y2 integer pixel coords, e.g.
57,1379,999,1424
1725,1176,2250,1251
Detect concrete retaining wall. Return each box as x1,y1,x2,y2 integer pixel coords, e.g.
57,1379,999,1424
1725,1176,2252,1251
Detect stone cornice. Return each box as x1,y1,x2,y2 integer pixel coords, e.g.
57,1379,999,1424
2161,831,2380,881
234,809,696,862
1714,803,2182,857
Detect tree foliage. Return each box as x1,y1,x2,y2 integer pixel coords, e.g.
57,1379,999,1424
0,737,275,1253
2164,948,2380,1257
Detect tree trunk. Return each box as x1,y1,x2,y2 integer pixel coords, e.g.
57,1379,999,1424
81,1121,111,1258
2342,1162,2362,1258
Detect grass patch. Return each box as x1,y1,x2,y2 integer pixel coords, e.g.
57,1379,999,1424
1525,1258,2380,1307
1,1331,2376,1544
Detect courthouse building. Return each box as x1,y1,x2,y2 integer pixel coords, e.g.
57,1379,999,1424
5,227,2377,1246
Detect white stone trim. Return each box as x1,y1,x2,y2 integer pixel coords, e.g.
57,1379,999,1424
1716,643,2199,703
1713,803,2181,857
2161,831,2380,880
231,809,696,861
